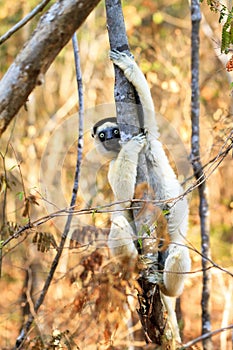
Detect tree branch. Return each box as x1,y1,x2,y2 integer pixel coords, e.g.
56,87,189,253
0,0,100,137
0,0,52,45
14,33,84,349
182,324,233,349
190,2,212,350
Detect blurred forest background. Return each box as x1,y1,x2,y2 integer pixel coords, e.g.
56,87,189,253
0,0,232,349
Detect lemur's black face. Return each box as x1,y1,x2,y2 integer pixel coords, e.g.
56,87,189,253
92,118,121,154
98,126,120,141
98,126,121,152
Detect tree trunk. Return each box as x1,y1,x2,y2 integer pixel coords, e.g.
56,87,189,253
105,0,170,347
105,0,141,138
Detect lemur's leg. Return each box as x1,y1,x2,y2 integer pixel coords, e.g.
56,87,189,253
161,294,181,344
162,197,191,297
108,215,138,269
161,244,191,297
108,133,146,203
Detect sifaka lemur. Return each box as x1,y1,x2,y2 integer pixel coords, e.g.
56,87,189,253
92,50,191,342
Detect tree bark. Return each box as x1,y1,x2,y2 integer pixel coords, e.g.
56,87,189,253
0,0,100,137
105,0,141,138
105,1,169,347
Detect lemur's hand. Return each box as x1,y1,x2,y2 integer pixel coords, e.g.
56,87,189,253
120,133,146,153
132,132,146,143
130,133,146,151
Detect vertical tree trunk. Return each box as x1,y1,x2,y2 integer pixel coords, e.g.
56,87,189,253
190,2,212,349
105,1,171,347
105,0,140,137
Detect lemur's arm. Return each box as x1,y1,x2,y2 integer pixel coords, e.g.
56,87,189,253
110,50,154,112
108,133,146,268
108,133,146,204
109,50,159,138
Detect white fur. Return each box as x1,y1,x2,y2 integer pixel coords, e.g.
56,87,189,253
108,215,138,263
108,50,191,343
109,50,191,297
108,133,146,202
93,51,191,343
108,133,146,261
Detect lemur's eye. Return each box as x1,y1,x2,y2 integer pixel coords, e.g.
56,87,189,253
99,132,105,140
113,128,119,135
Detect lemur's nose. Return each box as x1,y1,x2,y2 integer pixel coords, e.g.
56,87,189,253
105,130,113,139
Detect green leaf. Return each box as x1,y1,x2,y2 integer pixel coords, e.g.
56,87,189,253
162,209,170,216
91,209,97,220
16,191,24,201
8,164,17,171
137,238,143,249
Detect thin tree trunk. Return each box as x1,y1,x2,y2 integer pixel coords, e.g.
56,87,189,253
105,0,140,137
190,2,212,350
105,0,169,346
0,0,100,137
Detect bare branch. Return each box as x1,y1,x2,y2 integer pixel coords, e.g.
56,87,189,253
1,132,231,254
10,145,30,223
2,199,233,279
14,34,84,349
0,0,100,137
191,2,212,349
182,131,233,186
0,0,52,45
182,324,233,349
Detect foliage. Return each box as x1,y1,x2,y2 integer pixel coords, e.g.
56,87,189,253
202,0,233,53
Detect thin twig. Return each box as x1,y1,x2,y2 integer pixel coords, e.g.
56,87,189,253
14,33,84,349
182,130,233,185
2,131,232,270
1,131,230,247
1,133,231,246
182,324,233,349
10,144,30,224
184,239,233,277
5,216,233,280
0,119,16,232
0,0,51,45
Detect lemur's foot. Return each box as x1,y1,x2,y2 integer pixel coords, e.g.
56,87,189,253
147,270,164,285
109,49,135,75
